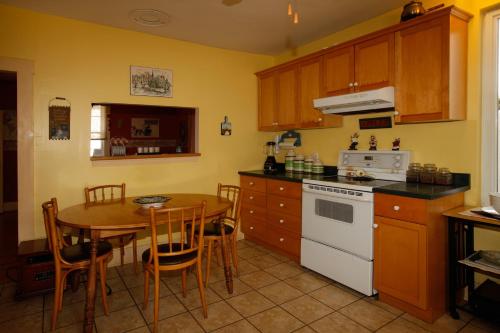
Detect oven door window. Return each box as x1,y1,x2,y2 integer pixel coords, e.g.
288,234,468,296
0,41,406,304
315,199,353,224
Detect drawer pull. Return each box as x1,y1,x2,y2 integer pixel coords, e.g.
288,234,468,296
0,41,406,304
393,205,400,211
279,203,284,207
279,238,284,242
249,182,254,186
279,219,284,224
279,186,284,191
373,224,378,229
250,226,254,230
249,196,254,200
249,210,254,214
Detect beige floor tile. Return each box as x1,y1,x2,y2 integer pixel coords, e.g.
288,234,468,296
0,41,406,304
293,326,316,333
116,262,140,277
209,278,253,299
176,286,221,310
0,295,43,323
281,295,333,324
460,323,496,333
227,290,275,317
238,239,258,248
162,271,199,293
237,260,261,275
43,301,85,331
95,306,146,333
248,307,304,333
44,287,86,310
129,281,172,304
378,318,431,333
53,322,97,333
258,281,304,304
339,299,397,331
125,326,151,333
203,264,228,284
402,313,467,333
191,300,243,331
268,251,293,263
0,283,16,304
153,312,203,333
0,311,43,333
240,270,279,289
246,254,285,269
265,262,305,280
238,246,266,259
96,289,135,315
284,272,329,293
310,312,371,333
237,240,251,250
213,319,260,332
309,285,361,310
332,282,366,298
467,318,500,333
140,294,187,323
122,272,145,288
364,296,404,316
101,276,127,292
106,266,120,280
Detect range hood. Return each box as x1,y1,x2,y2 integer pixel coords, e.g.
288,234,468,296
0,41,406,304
313,86,395,115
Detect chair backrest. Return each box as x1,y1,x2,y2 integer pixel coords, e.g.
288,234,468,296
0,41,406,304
84,183,125,204
42,198,64,264
146,201,207,266
217,183,242,222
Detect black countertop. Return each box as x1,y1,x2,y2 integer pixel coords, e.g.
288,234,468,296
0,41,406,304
238,168,470,200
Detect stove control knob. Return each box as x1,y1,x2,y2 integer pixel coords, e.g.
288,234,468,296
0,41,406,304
393,205,400,211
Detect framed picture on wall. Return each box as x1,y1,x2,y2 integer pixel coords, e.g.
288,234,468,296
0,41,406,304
131,118,160,138
130,65,173,97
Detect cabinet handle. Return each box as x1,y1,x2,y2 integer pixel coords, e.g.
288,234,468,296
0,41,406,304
279,203,284,207
249,182,254,186
279,237,284,242
318,117,323,122
279,186,284,191
394,111,400,116
249,210,254,214
348,82,354,87
393,205,400,211
373,224,378,229
273,122,279,126
279,219,284,224
353,82,359,87
250,226,254,230
249,196,254,200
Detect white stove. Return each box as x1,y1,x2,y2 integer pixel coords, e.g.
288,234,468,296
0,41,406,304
301,150,410,296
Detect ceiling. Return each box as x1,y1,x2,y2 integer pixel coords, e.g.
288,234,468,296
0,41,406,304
0,0,408,55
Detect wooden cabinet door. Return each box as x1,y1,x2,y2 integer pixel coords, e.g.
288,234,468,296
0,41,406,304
355,34,395,92
298,57,324,127
276,66,298,128
258,72,277,130
323,46,355,96
394,17,447,123
374,216,428,310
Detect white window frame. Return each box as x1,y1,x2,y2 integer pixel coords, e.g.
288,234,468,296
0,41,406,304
482,8,500,205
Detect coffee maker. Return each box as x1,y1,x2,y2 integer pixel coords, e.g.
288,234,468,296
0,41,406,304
263,141,278,174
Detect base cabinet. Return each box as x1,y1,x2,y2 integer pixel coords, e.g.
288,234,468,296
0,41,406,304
240,175,302,261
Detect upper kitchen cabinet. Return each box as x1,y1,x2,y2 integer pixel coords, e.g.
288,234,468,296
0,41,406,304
258,71,277,130
394,9,471,123
323,33,394,96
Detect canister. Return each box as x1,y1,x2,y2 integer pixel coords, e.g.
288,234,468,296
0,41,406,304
285,150,295,172
293,155,304,173
312,160,324,174
304,157,313,173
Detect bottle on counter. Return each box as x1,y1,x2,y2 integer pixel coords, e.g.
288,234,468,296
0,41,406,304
285,150,295,172
293,155,304,173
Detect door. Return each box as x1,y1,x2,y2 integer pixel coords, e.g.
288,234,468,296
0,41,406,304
355,34,395,92
258,71,277,130
298,57,324,127
374,216,428,309
323,46,355,96
394,17,447,123
302,186,374,260
276,65,298,128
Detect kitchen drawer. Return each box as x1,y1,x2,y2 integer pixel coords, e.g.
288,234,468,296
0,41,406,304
240,176,266,193
267,179,302,199
267,195,301,216
241,218,266,238
375,193,427,224
265,225,301,257
267,210,301,234
241,204,267,222
242,190,267,208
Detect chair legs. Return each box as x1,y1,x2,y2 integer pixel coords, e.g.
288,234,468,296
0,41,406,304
195,261,208,318
51,268,62,331
181,269,187,297
143,269,150,310
132,235,138,273
153,270,160,333
205,240,213,287
230,235,239,277
99,259,110,316
119,237,125,266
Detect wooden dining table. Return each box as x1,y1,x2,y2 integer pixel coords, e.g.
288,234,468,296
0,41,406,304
57,193,234,333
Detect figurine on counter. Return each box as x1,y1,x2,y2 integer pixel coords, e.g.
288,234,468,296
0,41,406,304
348,132,359,150
369,135,377,151
392,138,401,151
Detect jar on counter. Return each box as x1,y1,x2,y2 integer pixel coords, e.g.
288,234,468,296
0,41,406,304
285,150,295,172
406,163,422,183
293,155,304,173
312,160,324,174
435,167,453,185
420,163,437,184
304,157,313,173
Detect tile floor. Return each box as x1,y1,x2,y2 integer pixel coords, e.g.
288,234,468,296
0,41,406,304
0,239,499,333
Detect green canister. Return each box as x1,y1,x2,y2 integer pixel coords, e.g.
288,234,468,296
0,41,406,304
304,157,313,173
293,155,304,173
285,150,295,172
312,160,324,174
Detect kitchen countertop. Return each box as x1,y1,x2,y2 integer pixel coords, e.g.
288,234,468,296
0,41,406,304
239,169,470,200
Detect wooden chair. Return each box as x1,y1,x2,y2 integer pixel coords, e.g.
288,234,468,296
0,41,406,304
143,201,208,333
84,183,138,272
42,198,112,331
203,184,242,286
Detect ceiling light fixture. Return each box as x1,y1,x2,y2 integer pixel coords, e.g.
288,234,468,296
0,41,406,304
287,1,299,24
129,9,170,27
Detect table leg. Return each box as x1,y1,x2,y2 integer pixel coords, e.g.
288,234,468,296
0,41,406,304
219,224,233,294
448,218,459,319
83,230,100,333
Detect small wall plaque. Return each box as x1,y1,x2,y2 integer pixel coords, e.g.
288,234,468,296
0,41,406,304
49,97,70,140
359,116,392,130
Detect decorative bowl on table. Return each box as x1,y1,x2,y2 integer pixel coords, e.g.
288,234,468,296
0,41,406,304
133,195,171,209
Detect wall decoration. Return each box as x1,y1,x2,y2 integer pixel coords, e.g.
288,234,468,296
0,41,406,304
49,97,70,140
359,116,392,130
221,116,232,136
348,132,359,150
130,65,173,97
369,135,378,151
131,118,160,138
392,138,401,151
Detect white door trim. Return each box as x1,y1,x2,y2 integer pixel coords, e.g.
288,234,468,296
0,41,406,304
0,57,35,243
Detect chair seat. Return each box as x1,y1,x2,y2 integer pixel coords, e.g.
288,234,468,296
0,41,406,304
188,220,235,237
61,240,113,263
142,243,198,266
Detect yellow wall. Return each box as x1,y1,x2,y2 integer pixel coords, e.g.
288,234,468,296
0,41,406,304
272,0,500,252
0,4,273,240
